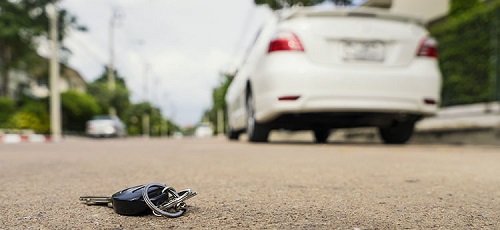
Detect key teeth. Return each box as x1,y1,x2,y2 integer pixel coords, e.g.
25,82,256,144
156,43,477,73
81,198,97,205
79,196,112,205
190,191,197,198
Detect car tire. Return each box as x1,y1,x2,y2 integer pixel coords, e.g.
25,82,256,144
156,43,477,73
246,93,270,143
227,125,240,141
379,121,415,144
313,129,330,143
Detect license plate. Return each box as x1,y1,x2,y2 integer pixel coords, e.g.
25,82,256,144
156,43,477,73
342,40,385,62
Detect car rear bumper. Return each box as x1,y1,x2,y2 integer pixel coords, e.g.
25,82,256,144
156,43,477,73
252,54,441,123
86,127,117,136
269,112,422,130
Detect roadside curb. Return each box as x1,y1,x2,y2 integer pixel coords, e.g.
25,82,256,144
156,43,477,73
0,134,53,144
412,103,500,145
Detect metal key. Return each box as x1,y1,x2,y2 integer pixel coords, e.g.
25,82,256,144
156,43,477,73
80,184,169,216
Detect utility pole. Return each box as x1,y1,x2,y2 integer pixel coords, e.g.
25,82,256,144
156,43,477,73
142,113,150,138
217,109,224,135
48,3,61,141
143,63,151,102
165,119,169,137
142,63,151,138
108,8,122,116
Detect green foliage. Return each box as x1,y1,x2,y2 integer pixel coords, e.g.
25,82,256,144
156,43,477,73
87,67,131,117
91,67,128,86
431,2,500,106
61,90,100,132
8,112,47,133
0,97,15,126
7,99,50,133
204,74,233,134
0,0,85,96
450,0,481,17
85,67,183,137
123,102,178,136
1,88,104,134
182,126,196,136
254,0,351,10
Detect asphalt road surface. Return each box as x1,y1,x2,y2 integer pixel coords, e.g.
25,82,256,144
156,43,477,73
1,137,499,229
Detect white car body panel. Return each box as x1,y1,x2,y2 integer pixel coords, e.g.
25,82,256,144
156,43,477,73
252,55,441,123
195,125,213,138
226,7,441,135
86,120,117,136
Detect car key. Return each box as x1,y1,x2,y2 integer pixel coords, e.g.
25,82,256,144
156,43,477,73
80,184,169,216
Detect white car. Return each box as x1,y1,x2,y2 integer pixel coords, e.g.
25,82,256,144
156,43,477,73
86,115,127,138
225,7,441,144
194,123,214,138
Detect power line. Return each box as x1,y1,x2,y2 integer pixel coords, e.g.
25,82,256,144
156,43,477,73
66,32,107,66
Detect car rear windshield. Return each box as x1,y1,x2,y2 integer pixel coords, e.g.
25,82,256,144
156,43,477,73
287,8,423,25
93,115,113,120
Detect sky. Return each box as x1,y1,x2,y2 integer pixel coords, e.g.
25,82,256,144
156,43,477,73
59,0,366,127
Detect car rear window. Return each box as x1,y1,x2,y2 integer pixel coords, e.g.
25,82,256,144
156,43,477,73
93,115,113,120
287,8,423,25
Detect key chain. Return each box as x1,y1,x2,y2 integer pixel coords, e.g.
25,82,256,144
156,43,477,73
80,183,196,217
142,182,197,218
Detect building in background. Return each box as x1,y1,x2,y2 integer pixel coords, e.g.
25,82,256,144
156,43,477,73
2,57,87,99
29,64,87,98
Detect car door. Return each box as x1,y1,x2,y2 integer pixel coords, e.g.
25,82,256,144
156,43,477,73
226,17,278,130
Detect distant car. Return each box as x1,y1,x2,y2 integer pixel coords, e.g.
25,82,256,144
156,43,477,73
173,132,184,139
86,115,127,138
225,7,442,144
194,124,213,138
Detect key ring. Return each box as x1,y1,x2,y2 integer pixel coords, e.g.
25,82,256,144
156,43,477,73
157,189,194,211
142,183,196,218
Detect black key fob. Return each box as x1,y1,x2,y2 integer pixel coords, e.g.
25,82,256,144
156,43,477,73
112,185,168,215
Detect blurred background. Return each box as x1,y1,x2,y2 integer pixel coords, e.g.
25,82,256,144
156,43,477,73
0,0,498,143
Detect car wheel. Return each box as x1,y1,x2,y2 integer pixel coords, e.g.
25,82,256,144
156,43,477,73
379,121,415,144
246,93,269,143
313,129,330,143
227,125,240,141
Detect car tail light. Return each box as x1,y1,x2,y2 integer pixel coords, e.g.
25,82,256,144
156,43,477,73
278,96,300,101
424,98,438,105
268,31,304,53
417,37,438,58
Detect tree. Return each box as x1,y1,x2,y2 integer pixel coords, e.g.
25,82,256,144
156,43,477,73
61,90,100,132
205,74,232,134
450,0,481,17
7,98,50,133
254,0,351,10
87,67,131,118
87,67,180,137
430,1,498,106
123,102,178,136
0,97,15,127
0,0,85,97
